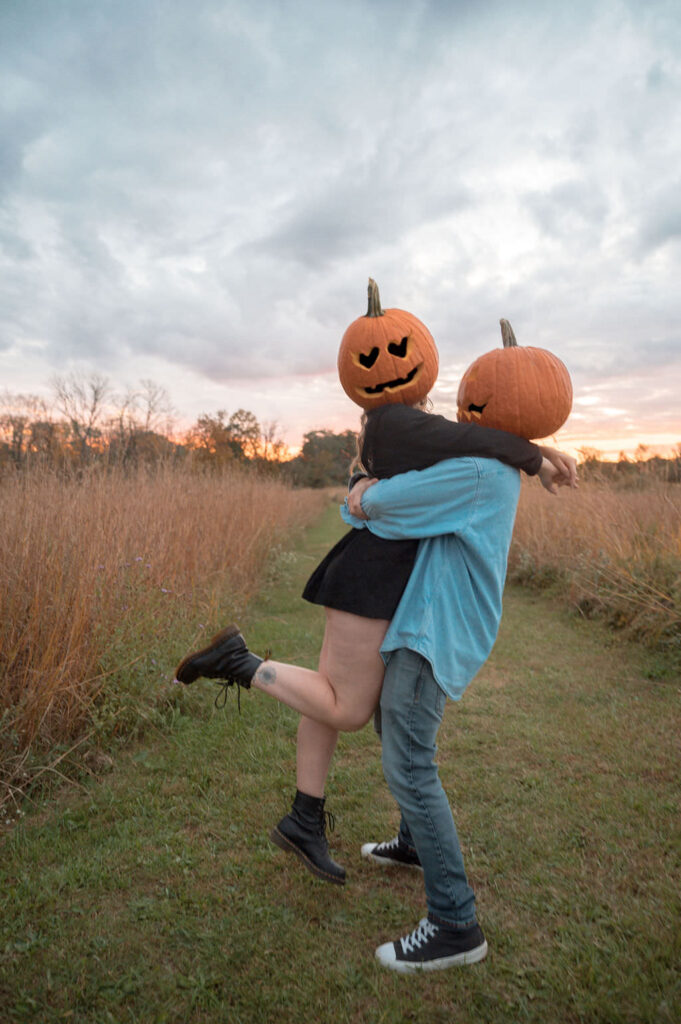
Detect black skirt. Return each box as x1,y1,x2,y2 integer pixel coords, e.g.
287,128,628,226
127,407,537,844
302,528,419,620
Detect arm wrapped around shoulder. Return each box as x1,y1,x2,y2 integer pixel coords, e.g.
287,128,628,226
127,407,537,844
365,404,542,478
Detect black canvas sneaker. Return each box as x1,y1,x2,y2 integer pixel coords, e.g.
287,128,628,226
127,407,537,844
361,836,422,871
375,918,488,974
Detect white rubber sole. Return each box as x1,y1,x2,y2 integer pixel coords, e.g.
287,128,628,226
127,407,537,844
375,938,488,974
360,842,423,871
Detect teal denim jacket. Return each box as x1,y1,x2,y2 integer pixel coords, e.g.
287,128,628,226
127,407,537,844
341,457,521,700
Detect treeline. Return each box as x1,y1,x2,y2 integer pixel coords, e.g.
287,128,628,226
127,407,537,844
3,375,680,488
577,445,681,485
0,374,358,487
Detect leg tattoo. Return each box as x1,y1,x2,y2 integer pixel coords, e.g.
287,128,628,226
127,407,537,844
255,663,277,686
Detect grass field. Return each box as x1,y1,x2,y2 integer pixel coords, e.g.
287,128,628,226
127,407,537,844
0,465,326,807
509,476,681,659
1,500,679,1023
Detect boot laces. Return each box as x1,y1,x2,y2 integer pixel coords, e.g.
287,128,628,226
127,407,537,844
213,679,242,711
213,648,271,711
400,918,438,954
323,809,336,835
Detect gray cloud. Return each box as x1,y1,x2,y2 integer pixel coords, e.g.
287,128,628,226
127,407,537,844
523,181,609,241
244,160,474,270
0,0,680,445
636,183,681,254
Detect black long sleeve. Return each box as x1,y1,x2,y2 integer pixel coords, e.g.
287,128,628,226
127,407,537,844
361,404,542,480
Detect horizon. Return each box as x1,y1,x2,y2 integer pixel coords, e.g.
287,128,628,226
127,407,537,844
3,369,679,464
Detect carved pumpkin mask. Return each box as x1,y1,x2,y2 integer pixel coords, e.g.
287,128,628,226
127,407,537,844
457,319,573,440
338,279,439,409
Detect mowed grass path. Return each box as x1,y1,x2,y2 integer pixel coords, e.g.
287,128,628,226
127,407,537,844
1,502,679,1024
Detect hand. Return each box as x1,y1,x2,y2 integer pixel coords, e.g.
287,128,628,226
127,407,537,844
348,476,379,519
538,445,578,489
538,457,576,495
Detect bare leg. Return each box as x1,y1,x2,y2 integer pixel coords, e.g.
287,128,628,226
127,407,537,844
296,717,338,798
295,628,338,797
251,608,389,732
269,613,385,885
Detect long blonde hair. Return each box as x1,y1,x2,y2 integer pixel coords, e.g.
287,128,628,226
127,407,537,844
350,411,369,477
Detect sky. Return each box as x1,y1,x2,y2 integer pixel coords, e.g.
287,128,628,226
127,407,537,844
1,0,680,458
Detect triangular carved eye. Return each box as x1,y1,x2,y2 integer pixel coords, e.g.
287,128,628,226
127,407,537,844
388,336,409,358
359,347,379,368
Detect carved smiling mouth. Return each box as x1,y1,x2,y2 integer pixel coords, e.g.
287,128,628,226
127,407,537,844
360,364,421,397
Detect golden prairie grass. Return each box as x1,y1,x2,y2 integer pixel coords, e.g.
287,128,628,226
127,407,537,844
0,465,326,802
510,477,681,652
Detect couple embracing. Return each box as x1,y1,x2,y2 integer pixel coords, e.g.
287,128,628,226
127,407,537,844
175,280,576,973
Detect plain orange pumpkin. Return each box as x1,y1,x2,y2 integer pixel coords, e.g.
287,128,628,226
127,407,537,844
457,320,572,440
338,279,439,410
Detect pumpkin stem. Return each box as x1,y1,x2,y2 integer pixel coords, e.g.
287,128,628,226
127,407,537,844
367,278,384,318
500,319,518,348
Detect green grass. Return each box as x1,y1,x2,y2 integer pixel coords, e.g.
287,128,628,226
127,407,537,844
1,504,680,1023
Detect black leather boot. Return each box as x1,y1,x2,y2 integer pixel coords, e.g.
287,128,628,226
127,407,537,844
175,624,262,686
270,790,346,886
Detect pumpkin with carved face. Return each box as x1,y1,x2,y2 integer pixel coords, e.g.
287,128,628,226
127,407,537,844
338,279,439,409
457,319,572,440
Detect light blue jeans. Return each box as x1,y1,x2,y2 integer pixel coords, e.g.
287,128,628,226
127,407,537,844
379,647,477,928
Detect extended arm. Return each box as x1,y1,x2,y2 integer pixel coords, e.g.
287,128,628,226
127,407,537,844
343,458,486,540
364,404,543,478
346,455,577,529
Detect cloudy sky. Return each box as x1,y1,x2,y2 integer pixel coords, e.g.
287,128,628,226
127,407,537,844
1,0,680,456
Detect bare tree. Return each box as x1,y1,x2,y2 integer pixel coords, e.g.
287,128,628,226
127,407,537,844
51,372,111,459
104,379,176,464
106,385,141,462
259,420,287,463
137,379,174,434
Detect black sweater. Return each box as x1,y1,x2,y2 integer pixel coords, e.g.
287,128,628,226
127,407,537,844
360,404,542,480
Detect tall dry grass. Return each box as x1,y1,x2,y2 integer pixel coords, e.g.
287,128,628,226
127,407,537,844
1,465,326,804
509,477,681,653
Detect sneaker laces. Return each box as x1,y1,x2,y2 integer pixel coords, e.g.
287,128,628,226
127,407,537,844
378,836,400,853
400,918,438,955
